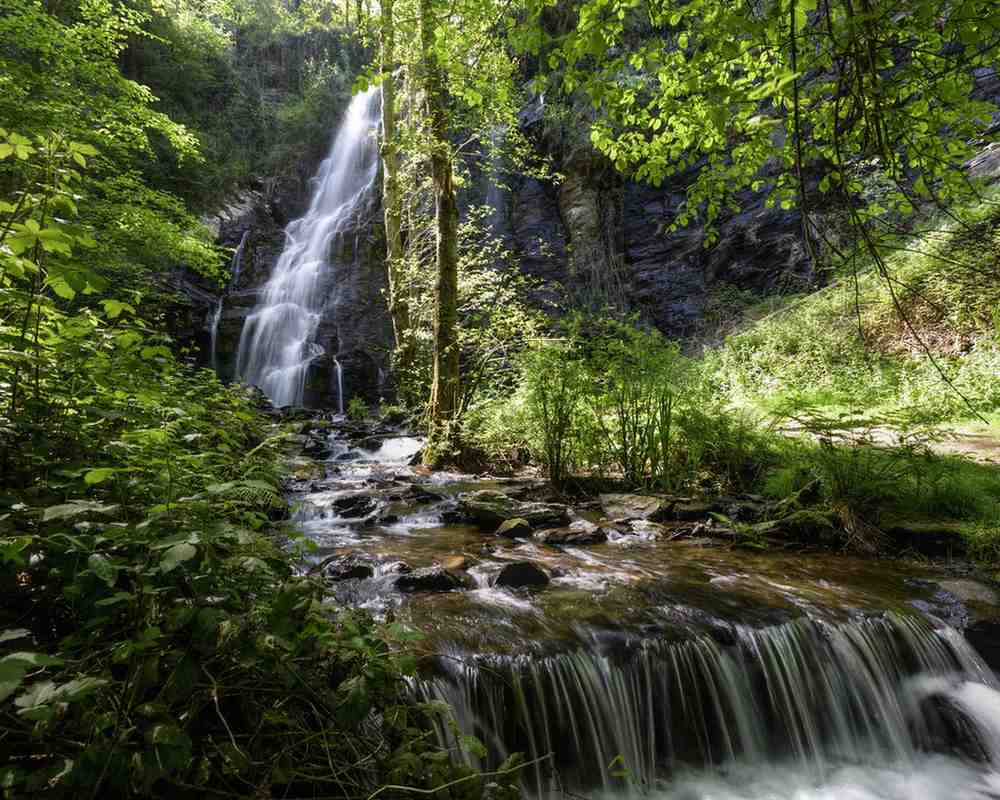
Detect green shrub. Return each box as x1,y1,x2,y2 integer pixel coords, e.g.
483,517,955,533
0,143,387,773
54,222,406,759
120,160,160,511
679,402,779,492
347,396,369,421
521,343,585,488
575,323,690,489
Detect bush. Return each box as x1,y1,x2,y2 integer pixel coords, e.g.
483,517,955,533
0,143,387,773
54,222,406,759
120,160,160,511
347,396,369,421
575,323,690,489
521,344,585,488
513,318,778,492
761,408,1000,552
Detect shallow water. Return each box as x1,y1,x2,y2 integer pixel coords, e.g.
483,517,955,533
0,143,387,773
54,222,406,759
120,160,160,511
289,425,1000,798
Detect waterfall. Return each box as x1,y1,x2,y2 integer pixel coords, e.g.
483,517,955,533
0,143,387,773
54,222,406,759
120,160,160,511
236,88,380,408
209,229,250,373
415,614,1000,798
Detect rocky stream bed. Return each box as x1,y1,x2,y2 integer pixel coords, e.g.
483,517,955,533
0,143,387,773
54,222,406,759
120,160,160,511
276,414,1000,799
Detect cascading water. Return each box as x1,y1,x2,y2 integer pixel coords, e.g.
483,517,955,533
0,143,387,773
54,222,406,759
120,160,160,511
416,614,1000,799
285,420,1000,800
236,88,380,408
209,229,250,372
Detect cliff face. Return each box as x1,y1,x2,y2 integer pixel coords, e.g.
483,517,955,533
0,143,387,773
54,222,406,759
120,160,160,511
190,111,813,407
490,110,813,337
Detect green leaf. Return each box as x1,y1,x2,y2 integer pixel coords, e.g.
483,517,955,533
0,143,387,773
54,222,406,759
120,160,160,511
84,467,119,485
0,629,31,644
14,680,60,708
59,677,107,702
95,592,134,607
101,299,134,319
1,652,63,669
42,500,118,521
160,543,197,573
0,661,28,703
87,554,117,587
459,734,488,759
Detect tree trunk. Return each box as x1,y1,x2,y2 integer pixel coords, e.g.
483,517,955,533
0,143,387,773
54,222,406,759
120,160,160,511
379,0,412,374
420,0,460,431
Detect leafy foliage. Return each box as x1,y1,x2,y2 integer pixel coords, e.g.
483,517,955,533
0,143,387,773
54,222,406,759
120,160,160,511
518,0,1000,239
0,137,491,797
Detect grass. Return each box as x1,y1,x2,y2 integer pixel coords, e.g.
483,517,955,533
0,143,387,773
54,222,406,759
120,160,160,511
707,186,1000,425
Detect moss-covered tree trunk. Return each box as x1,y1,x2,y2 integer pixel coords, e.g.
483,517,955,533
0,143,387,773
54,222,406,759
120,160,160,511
379,0,412,378
420,0,460,436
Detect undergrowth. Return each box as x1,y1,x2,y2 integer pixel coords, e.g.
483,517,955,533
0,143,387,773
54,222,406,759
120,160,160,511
708,188,1000,423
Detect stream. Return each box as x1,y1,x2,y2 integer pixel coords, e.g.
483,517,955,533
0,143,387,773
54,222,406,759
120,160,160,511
280,419,1000,800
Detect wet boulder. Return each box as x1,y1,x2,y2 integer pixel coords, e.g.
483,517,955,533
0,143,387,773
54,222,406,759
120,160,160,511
322,553,376,582
913,693,990,762
441,555,473,571
493,561,550,589
496,518,532,538
534,520,608,546
882,518,967,556
599,494,671,522
628,520,666,538
458,490,568,529
711,495,765,522
332,493,378,518
395,566,470,593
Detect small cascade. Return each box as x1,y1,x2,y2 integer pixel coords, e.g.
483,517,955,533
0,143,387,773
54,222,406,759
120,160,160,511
230,229,250,287
485,127,508,235
236,88,380,407
335,359,345,415
209,229,251,373
415,614,999,798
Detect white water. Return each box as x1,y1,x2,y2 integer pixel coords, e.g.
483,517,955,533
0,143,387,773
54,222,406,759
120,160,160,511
209,229,250,372
236,88,380,407
418,615,1000,799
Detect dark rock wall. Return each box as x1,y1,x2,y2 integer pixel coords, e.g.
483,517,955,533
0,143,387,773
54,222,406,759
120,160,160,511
496,117,813,337
200,183,393,407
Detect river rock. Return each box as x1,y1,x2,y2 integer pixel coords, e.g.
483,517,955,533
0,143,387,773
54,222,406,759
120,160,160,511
937,579,1000,606
629,519,666,538
493,561,550,589
496,518,533,538
395,566,470,593
458,490,568,529
534,520,609,546
599,494,670,522
672,501,714,521
441,555,472,571
332,493,378,518
883,519,967,556
323,554,376,582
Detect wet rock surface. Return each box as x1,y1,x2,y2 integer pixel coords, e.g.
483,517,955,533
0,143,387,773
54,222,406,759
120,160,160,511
534,520,609,546
458,490,569,529
396,566,470,593
493,561,550,589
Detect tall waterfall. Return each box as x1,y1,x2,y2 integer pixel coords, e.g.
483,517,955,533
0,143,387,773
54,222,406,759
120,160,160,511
236,88,380,408
416,614,1000,799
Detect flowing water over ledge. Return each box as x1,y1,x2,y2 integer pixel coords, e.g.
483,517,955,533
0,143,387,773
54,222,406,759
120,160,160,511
284,422,1000,799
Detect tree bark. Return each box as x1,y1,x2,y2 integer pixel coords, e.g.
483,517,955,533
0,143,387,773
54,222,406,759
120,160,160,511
379,0,412,372
420,0,460,430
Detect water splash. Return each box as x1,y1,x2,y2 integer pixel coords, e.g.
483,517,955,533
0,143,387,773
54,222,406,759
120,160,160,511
236,89,380,407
